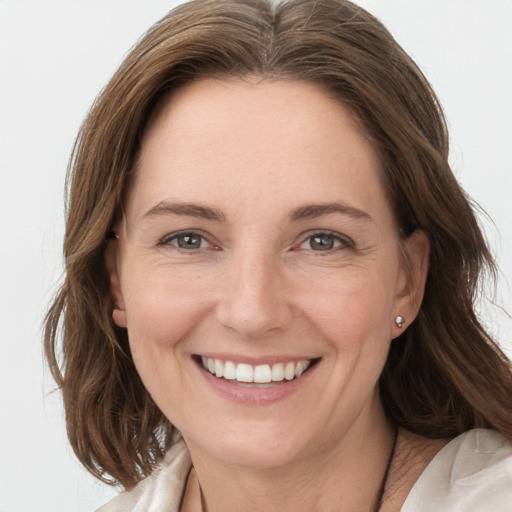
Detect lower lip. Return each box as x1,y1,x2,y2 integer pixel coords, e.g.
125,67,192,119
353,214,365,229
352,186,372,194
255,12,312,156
195,361,317,405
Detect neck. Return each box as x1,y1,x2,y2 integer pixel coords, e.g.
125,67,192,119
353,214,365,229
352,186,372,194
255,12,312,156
185,403,396,512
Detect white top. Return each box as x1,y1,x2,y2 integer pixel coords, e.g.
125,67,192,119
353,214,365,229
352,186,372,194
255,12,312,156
401,429,512,511
97,429,512,512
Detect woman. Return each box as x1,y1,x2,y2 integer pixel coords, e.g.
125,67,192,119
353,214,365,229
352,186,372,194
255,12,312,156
44,0,512,510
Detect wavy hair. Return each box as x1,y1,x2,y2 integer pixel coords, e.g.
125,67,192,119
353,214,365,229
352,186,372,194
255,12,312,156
44,0,512,489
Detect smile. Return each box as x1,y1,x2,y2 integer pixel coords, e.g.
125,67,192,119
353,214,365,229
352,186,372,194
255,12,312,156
200,356,314,384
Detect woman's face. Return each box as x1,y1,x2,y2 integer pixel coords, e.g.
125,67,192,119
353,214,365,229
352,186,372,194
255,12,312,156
109,78,428,469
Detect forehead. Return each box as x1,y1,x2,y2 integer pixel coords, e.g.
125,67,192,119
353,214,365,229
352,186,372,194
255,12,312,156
127,78,391,223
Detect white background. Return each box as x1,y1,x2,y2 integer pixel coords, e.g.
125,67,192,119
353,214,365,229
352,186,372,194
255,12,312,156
1,1,511,510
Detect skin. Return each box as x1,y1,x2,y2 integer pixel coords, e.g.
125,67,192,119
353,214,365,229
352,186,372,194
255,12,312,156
108,78,432,511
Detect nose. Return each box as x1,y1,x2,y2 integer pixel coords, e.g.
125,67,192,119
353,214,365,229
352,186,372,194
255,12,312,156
215,247,294,339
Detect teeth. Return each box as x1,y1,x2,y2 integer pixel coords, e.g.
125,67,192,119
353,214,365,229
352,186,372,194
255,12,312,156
236,363,253,383
284,362,295,380
254,364,272,383
271,363,284,381
224,360,236,380
200,357,312,384
214,359,223,378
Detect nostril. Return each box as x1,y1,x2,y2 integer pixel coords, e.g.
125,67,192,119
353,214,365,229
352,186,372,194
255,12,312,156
215,293,294,338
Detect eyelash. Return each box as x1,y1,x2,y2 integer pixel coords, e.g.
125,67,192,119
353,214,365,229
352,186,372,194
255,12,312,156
158,230,353,254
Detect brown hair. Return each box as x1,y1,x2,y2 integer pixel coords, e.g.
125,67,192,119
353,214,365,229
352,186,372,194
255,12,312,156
44,0,512,489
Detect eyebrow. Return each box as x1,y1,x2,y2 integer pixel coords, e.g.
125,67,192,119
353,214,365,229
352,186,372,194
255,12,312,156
143,201,226,222
142,201,372,224
289,202,373,223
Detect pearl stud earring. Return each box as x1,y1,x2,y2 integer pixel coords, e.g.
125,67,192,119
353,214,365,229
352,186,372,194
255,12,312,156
394,316,405,328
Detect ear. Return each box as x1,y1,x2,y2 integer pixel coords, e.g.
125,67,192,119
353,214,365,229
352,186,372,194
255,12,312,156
391,229,429,338
105,243,127,328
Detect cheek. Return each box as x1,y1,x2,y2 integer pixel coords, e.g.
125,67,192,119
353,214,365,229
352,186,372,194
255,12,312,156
122,265,211,348
120,269,212,420
295,266,398,348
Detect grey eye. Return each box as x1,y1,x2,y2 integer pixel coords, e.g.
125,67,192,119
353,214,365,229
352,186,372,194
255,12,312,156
175,233,204,249
298,232,351,252
161,232,207,250
309,233,337,251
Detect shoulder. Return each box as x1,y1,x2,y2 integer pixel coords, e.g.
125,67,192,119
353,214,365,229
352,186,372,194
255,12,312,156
401,429,512,511
96,439,192,512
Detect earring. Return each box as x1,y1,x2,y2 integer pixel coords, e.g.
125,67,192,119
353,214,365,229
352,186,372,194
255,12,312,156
394,316,405,328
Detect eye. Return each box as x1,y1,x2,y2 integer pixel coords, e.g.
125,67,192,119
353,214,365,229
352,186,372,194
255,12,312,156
299,232,352,252
160,231,211,251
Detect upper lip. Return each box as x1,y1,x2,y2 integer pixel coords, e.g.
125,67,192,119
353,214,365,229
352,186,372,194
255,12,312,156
194,353,319,365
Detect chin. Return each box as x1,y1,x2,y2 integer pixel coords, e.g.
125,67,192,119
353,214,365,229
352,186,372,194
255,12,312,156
190,429,312,470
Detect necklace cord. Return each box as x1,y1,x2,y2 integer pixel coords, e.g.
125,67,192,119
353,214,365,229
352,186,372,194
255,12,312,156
372,425,399,512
